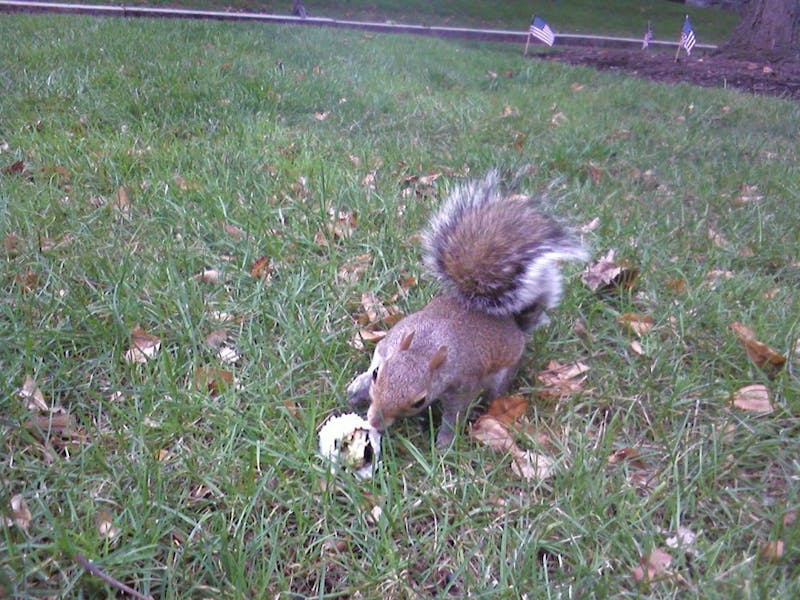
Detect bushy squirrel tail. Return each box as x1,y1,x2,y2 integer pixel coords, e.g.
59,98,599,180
423,170,588,329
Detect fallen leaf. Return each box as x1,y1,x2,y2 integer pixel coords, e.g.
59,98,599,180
313,111,329,121
581,249,639,292
551,111,568,127
194,268,222,284
10,495,32,530
732,384,773,413
328,208,357,240
2,159,32,180
250,256,274,280
733,184,764,205
217,346,240,364
338,252,373,283
19,375,48,411
471,415,553,480
618,313,655,337
632,547,672,583
193,366,234,395
189,484,214,500
205,329,228,349
112,186,131,221
761,540,784,562
707,225,730,249
124,326,161,364
536,360,590,399
222,222,246,241
361,169,378,190
23,413,88,449
607,446,645,468
664,525,699,553
730,322,786,376
96,509,120,540
665,278,687,294
2,231,21,256
485,395,529,427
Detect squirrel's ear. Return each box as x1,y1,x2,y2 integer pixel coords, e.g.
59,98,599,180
429,345,448,370
399,330,415,351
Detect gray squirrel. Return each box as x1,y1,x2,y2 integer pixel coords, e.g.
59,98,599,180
347,170,588,446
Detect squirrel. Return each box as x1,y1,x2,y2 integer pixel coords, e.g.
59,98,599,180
346,170,588,447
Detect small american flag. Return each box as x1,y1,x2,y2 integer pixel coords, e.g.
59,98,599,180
680,15,696,55
642,21,653,50
529,15,555,47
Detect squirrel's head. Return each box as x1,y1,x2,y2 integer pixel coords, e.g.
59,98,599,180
366,330,448,431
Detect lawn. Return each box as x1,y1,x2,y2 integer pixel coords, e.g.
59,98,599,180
25,0,742,43
1,9,799,599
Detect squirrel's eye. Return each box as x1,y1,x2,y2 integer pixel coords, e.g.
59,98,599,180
411,397,427,410
371,367,379,382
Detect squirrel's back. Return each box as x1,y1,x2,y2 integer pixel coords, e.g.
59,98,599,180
423,171,587,326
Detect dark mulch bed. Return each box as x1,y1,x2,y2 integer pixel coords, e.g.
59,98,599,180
537,48,800,101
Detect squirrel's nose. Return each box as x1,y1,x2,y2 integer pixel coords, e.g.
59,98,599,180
367,404,392,431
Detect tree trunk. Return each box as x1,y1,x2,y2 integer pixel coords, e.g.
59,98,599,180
717,0,800,62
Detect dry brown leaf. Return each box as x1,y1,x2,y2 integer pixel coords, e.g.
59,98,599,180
761,540,784,562
730,322,786,376
471,416,554,480
581,249,639,292
112,186,131,221
607,446,646,468
2,231,21,256
222,222,246,241
189,484,214,501
23,413,88,449
399,172,440,199
485,395,529,427
124,326,161,364
551,111,568,127
618,313,655,337
283,398,301,418
338,253,373,284
194,268,222,284
19,375,48,412
96,509,120,540
707,225,730,249
205,329,228,349
193,366,234,395
632,547,672,583
471,415,518,453
733,183,764,206
250,256,274,280
361,169,378,190
732,384,773,413
10,495,32,530
327,208,357,240
217,346,240,364
536,360,590,399
665,278,687,294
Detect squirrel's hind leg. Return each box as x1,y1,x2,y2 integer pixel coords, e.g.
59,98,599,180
481,366,519,400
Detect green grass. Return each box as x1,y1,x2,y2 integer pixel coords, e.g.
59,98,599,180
2,12,799,599
47,0,741,43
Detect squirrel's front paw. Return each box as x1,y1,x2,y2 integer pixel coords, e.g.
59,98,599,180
346,371,371,406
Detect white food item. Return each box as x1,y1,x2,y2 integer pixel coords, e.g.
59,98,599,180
318,413,381,479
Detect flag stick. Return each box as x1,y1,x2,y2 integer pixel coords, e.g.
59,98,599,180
674,43,682,62
524,32,531,56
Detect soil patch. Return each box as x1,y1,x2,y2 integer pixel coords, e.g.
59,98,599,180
537,48,800,101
